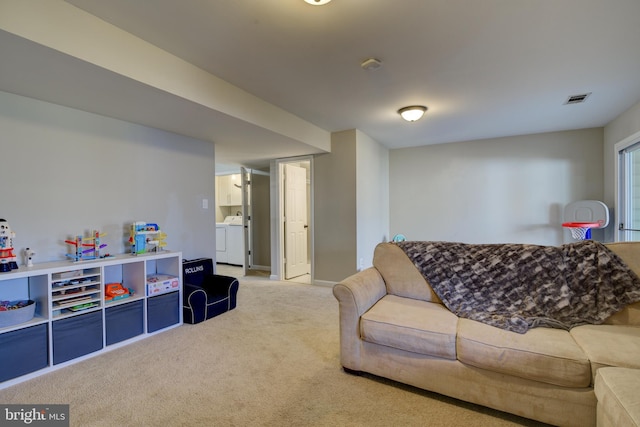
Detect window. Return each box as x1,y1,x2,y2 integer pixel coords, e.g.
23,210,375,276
617,135,640,241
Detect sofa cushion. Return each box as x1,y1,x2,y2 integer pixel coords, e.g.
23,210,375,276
595,367,640,427
604,242,640,327
457,318,591,387
360,295,457,359
373,243,441,303
570,325,640,381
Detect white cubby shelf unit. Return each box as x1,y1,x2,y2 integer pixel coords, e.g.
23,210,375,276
0,251,183,389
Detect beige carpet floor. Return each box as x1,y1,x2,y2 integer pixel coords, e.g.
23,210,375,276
0,269,550,427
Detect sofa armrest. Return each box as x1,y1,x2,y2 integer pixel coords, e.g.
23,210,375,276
333,267,387,371
334,267,386,317
183,283,208,324
183,282,206,301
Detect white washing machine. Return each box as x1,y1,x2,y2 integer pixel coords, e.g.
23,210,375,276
215,223,227,263
216,216,244,265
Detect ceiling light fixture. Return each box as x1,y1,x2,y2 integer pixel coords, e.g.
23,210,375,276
398,106,427,122
361,58,382,71
304,0,332,5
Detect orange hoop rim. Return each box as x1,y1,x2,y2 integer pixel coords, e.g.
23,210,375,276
562,222,601,229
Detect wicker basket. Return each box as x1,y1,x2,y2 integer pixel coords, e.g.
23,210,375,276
0,300,36,328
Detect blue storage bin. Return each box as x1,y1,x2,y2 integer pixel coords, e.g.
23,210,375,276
52,311,103,365
105,300,144,345
0,324,48,382
147,291,179,332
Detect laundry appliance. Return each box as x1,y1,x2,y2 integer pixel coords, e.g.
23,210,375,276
216,216,243,266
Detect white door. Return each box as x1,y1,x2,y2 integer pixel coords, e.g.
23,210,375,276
284,164,308,279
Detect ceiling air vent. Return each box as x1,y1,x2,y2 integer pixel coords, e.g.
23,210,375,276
564,93,591,105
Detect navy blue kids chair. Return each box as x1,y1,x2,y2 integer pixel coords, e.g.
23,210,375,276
182,258,239,324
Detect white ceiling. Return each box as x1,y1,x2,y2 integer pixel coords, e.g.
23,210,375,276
7,1,640,168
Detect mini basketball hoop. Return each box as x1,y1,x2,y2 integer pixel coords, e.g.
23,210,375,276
563,200,610,241
562,222,602,240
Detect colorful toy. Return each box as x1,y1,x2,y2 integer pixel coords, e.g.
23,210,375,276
0,219,18,272
104,282,133,302
68,302,98,312
129,222,167,255
0,300,31,311
65,230,111,262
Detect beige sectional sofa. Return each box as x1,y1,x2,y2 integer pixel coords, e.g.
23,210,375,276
333,242,640,427
595,367,640,427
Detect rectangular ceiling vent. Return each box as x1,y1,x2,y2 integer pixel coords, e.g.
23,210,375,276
564,93,591,105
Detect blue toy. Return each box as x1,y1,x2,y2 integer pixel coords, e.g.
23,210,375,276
129,222,167,255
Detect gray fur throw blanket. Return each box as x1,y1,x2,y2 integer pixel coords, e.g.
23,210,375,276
397,240,640,334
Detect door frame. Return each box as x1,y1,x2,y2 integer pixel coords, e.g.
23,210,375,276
271,156,314,283
242,167,270,274
241,166,250,276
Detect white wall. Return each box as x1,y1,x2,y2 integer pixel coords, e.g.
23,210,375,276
314,131,357,282
356,130,389,270
0,91,216,264
313,129,389,283
389,128,604,245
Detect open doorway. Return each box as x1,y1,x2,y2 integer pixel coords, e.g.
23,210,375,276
215,168,270,277
274,157,313,284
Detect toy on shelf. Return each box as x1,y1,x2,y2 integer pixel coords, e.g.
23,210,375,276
129,222,167,255
65,230,111,262
24,247,35,267
0,219,18,272
104,282,134,302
